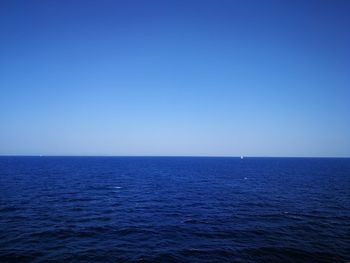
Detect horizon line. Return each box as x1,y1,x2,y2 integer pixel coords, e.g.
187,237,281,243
0,155,349,159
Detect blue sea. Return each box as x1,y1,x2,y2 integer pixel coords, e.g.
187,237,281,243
0,157,349,262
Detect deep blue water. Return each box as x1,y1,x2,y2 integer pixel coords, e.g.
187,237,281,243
0,157,349,262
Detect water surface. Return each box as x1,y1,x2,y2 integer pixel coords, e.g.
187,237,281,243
0,157,349,262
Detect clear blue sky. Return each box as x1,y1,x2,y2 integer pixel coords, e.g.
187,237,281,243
1,0,349,157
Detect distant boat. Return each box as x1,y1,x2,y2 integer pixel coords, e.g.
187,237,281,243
240,156,244,159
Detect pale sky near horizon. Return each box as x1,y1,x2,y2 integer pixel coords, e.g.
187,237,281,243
1,0,349,157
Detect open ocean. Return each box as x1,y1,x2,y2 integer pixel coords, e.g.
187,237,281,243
0,157,349,262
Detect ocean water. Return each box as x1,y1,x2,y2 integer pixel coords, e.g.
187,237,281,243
0,157,349,263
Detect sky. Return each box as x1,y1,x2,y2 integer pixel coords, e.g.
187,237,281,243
0,0,349,157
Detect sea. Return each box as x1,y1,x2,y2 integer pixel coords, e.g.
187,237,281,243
0,157,349,262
